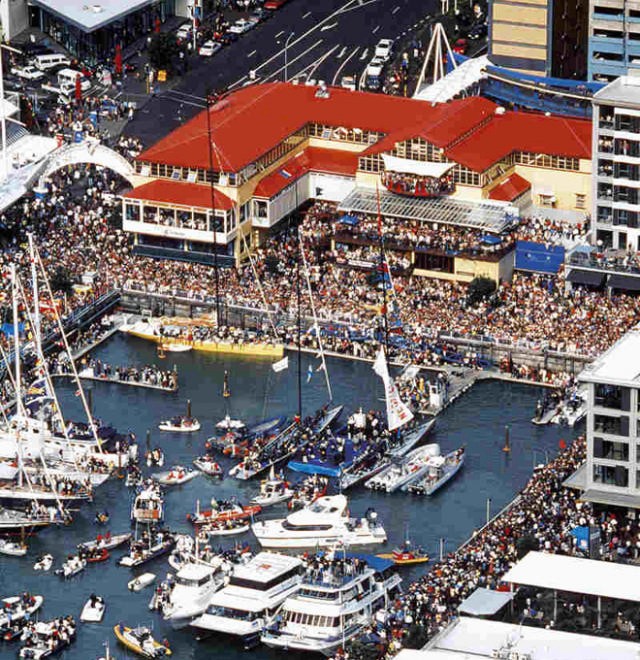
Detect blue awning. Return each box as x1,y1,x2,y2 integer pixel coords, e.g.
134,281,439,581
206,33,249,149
338,214,359,226
347,553,394,573
481,235,502,245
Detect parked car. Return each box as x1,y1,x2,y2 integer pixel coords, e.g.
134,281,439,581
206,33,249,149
251,8,271,22
340,75,356,91
264,0,289,8
228,18,255,34
374,38,394,61
176,23,192,40
199,40,222,57
10,65,45,81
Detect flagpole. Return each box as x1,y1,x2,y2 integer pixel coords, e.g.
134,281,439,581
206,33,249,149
375,183,390,359
298,227,332,402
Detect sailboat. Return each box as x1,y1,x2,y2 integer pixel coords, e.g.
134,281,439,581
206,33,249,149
215,370,245,432
158,399,201,432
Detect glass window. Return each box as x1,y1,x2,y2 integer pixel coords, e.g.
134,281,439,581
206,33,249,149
594,414,628,435
595,384,629,410
593,464,628,487
593,437,629,461
125,202,140,222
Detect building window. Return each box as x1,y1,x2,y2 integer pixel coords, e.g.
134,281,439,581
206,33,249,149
595,383,629,410
594,414,628,436
593,437,629,461
125,202,140,223
593,464,628,487
575,194,586,210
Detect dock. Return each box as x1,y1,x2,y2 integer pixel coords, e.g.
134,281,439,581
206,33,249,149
52,372,177,393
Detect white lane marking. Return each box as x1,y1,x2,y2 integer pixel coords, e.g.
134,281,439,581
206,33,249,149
392,5,400,14
247,49,257,58
331,46,360,85
338,0,381,14
372,25,380,34
321,22,338,31
358,62,367,91
274,30,285,39
307,44,341,79
302,11,312,18
261,39,325,82
359,48,369,60
337,47,347,58
161,92,206,108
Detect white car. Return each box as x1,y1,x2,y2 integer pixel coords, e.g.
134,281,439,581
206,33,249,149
340,75,356,91
228,18,255,34
199,40,222,57
10,65,45,81
176,23,191,40
374,38,394,61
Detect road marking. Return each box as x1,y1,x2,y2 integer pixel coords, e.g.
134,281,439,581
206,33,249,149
372,25,380,34
161,92,206,108
331,46,360,85
321,22,338,31
305,44,341,80
274,30,285,39
247,49,257,58
392,5,400,14
358,62,368,91
302,11,312,18
162,89,205,101
261,39,325,82
337,46,347,58
338,0,380,14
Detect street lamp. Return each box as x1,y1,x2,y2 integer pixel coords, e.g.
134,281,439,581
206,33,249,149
284,31,295,83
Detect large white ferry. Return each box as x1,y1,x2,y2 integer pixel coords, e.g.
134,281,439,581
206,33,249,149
262,553,401,655
189,551,303,648
251,495,386,549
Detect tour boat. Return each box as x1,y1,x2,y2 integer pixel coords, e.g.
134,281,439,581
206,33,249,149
406,447,465,495
55,555,86,578
251,495,387,549
119,533,176,568
34,554,54,571
131,485,164,524
187,498,261,526
78,532,132,552
203,520,251,537
262,554,402,655
80,596,106,622
158,416,201,433
0,538,27,556
365,443,442,493
0,595,44,630
161,561,227,629
190,551,304,649
153,466,200,486
128,573,156,592
18,618,76,658
193,456,223,477
113,624,171,657
250,468,293,507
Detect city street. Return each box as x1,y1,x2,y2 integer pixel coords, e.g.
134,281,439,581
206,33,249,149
125,0,437,145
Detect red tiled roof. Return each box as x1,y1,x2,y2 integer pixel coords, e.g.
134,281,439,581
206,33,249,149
488,173,531,201
253,147,358,198
122,179,234,210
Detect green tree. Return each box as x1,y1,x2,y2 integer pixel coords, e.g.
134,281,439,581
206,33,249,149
148,33,179,73
467,276,496,305
50,267,74,295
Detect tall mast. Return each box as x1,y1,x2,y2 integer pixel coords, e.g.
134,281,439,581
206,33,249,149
28,234,41,359
376,184,390,358
11,263,21,409
205,93,221,327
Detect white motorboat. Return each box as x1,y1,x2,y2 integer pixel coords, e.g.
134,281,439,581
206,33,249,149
152,466,200,486
407,447,465,495
204,520,250,537
365,443,441,493
250,469,292,507
251,495,387,549
131,485,164,524
128,573,156,592
193,456,223,477
34,554,54,571
55,555,86,578
158,416,201,433
190,551,303,648
262,553,402,655
81,595,106,622
0,538,27,556
78,532,132,552
216,416,245,433
162,342,192,353
18,618,76,658
386,418,436,458
161,561,226,629
0,595,44,630
119,531,176,568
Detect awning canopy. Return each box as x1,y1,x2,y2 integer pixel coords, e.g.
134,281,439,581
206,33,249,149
381,154,455,178
338,213,359,226
501,551,640,602
566,269,605,286
458,587,514,616
581,488,640,508
608,274,640,291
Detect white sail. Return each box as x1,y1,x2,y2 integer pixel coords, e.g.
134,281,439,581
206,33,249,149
373,348,414,431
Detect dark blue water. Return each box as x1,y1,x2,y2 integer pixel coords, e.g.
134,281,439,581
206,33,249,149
0,334,580,659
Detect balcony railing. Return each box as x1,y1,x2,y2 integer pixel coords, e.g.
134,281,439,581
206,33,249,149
133,245,234,268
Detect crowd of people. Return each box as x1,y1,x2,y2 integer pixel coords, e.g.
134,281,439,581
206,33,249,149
57,357,178,390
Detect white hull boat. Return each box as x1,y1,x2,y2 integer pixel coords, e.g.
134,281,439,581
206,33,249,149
205,522,250,537
193,457,223,476
55,557,86,578
407,448,465,495
158,417,201,433
80,596,105,622
34,554,54,571
153,467,200,486
128,573,156,591
365,443,441,493
78,532,131,552
0,539,27,556
0,595,44,630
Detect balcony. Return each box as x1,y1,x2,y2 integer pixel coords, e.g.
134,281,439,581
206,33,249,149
133,244,235,268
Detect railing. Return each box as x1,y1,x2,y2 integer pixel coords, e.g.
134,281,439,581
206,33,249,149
568,254,640,275
133,244,235,268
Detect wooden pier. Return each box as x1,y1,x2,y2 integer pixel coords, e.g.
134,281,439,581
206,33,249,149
52,372,177,393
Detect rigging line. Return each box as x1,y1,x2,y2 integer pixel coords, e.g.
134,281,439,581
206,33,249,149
34,245,103,453
298,226,332,402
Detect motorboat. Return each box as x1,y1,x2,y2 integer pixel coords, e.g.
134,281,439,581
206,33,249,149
262,553,402,655
251,495,387,549
161,561,226,629
158,416,201,433
18,617,76,658
119,530,176,568
0,538,27,556
250,469,292,507
287,474,328,510
131,485,164,524
55,555,86,578
193,456,223,477
190,551,303,649
187,498,261,526
406,447,465,495
161,342,192,353
216,415,245,432
0,595,44,630
85,547,110,563
365,443,441,493
207,416,286,455
34,554,54,571
78,531,132,552
128,573,156,592
80,595,106,622
113,624,172,657
153,466,200,486
203,519,250,537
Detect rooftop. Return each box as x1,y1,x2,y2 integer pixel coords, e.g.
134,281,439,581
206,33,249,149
396,617,640,660
122,179,234,211
501,551,640,602
579,325,640,386
232,551,302,583
30,0,154,32
593,75,640,107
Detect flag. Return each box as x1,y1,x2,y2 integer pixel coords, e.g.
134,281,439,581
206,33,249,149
373,347,414,432
306,364,313,383
272,356,289,373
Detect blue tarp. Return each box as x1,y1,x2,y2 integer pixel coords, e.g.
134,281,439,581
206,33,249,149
515,240,565,274
481,235,502,245
338,214,359,226
287,460,342,477
570,525,589,552
0,322,25,337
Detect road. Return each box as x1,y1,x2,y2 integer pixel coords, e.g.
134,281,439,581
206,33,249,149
125,0,437,145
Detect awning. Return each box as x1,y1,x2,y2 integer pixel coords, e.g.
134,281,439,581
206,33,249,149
338,213,359,226
382,154,455,178
480,234,502,245
608,274,640,291
458,588,514,616
565,269,605,286
581,488,640,508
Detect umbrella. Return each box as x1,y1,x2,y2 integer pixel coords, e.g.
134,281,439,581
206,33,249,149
154,17,161,34
75,74,82,102
114,43,123,76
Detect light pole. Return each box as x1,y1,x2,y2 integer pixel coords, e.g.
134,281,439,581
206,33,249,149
284,31,295,83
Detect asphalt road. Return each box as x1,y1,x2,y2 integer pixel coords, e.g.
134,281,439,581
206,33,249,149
125,0,438,145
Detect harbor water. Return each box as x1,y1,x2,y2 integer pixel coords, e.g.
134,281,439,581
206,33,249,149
0,334,581,659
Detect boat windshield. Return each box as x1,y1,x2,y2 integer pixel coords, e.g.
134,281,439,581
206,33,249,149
284,611,339,627
206,605,261,620
176,574,212,587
